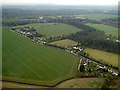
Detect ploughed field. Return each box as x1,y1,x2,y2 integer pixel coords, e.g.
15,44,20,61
2,26,79,86
49,39,78,48
84,48,118,67
86,24,118,37
14,23,82,37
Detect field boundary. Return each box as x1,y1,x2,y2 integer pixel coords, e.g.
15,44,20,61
2,77,75,87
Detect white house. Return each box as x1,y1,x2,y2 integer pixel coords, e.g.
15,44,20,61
112,72,118,76
108,69,113,73
79,48,83,51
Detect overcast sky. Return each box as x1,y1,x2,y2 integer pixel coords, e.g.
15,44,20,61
2,0,119,5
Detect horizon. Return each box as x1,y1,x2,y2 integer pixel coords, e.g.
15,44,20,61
2,0,119,6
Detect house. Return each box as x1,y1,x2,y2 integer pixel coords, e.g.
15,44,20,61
71,51,73,53
83,63,87,66
108,69,113,73
23,32,26,35
112,70,119,76
106,38,110,40
116,40,120,43
73,46,77,49
99,66,106,69
27,32,30,35
20,31,23,34
112,72,119,76
79,48,83,51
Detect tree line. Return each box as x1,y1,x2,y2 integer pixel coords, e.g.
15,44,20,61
57,19,119,54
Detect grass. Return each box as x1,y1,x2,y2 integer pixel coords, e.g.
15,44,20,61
57,78,103,88
49,39,78,48
14,23,82,37
86,24,118,37
2,19,36,23
2,26,79,86
83,14,117,21
84,48,118,67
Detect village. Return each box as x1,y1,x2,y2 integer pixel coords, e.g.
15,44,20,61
65,46,119,77
10,27,47,45
78,58,119,77
10,27,119,77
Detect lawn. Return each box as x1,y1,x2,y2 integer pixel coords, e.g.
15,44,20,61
2,26,79,86
83,14,117,21
14,23,82,37
84,48,118,67
86,24,118,37
57,78,103,88
49,39,78,48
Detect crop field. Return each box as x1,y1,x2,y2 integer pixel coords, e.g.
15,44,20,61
86,24,118,37
84,48,118,67
2,81,44,88
2,19,36,23
83,14,117,21
0,26,1,78
57,78,103,88
14,23,82,37
2,26,79,86
49,39,78,48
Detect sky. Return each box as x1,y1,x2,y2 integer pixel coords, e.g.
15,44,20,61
2,0,119,5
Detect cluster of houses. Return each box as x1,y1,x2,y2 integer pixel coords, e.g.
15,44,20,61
79,58,119,76
106,37,120,43
65,45,119,77
10,27,46,45
66,46,84,54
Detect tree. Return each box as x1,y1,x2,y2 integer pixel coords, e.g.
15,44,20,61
80,65,85,72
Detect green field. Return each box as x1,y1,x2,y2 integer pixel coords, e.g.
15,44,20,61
2,19,36,23
84,48,118,67
49,39,78,48
0,26,2,79
2,26,79,86
57,78,103,88
14,23,82,37
83,14,117,21
86,24,118,37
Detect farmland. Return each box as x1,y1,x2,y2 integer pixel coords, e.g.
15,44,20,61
57,78,104,88
83,14,117,21
86,24,118,37
84,48,118,67
2,26,79,86
2,81,44,88
2,19,36,23
14,23,82,37
0,26,1,81
49,39,78,48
